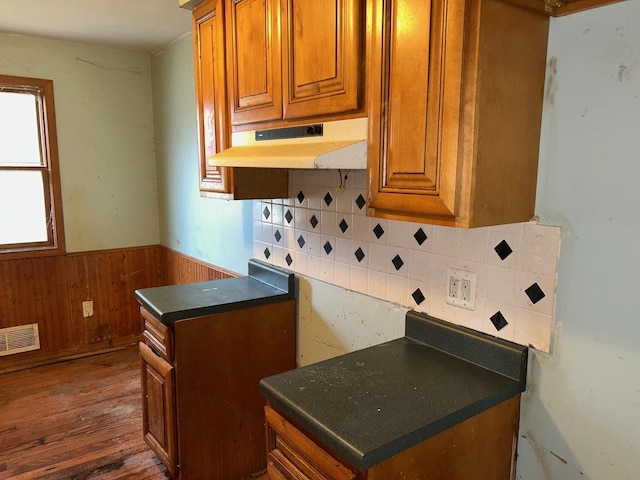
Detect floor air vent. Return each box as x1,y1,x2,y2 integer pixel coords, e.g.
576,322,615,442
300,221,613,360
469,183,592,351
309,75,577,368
0,324,40,356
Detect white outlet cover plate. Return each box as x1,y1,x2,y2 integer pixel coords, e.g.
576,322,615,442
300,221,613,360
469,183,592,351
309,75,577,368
446,268,477,310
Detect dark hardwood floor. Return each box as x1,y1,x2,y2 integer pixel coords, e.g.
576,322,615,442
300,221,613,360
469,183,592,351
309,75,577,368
0,346,169,479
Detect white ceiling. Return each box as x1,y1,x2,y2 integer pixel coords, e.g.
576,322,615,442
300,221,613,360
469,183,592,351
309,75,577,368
0,0,193,54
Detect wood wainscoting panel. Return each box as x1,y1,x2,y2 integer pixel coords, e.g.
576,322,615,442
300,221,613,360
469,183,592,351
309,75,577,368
0,245,237,374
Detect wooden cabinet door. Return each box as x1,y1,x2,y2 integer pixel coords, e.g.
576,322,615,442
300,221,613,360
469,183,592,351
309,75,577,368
367,0,466,225
139,342,178,477
194,0,233,197
227,0,282,125
281,0,363,120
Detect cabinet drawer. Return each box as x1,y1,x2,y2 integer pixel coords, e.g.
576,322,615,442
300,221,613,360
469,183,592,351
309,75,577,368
265,406,355,480
141,307,173,362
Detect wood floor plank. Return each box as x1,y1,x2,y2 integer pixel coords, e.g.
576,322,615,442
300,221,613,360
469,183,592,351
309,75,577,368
0,347,168,479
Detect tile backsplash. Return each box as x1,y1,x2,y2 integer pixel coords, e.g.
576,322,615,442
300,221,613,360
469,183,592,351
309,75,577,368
254,170,560,352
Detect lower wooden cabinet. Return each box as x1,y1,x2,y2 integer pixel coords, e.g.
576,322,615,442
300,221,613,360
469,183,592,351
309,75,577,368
265,395,522,480
140,301,297,479
139,342,178,477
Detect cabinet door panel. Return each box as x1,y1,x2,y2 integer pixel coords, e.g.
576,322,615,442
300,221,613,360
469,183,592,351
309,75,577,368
194,0,233,195
139,342,178,477
282,0,362,120
367,0,465,221
227,0,282,125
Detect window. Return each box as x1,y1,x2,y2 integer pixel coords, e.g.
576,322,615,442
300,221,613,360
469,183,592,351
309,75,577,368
0,75,65,258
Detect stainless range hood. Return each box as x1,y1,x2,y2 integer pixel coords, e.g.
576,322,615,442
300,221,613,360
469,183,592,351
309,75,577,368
208,118,368,170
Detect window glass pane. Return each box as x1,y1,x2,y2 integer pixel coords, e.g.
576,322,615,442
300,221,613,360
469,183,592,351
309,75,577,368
0,170,48,245
0,91,43,166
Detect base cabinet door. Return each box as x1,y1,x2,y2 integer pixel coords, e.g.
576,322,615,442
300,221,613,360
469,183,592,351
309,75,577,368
139,342,178,477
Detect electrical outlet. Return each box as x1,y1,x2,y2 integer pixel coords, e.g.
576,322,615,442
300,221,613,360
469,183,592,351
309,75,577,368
82,300,94,318
446,268,476,310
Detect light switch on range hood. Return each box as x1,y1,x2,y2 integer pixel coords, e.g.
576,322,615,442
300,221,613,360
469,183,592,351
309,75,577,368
208,118,368,170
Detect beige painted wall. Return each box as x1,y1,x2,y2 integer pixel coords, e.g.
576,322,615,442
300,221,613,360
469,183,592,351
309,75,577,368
0,33,159,252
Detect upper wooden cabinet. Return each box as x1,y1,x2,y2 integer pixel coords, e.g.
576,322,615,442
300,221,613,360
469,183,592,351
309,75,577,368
366,0,550,227
226,0,365,128
193,0,288,199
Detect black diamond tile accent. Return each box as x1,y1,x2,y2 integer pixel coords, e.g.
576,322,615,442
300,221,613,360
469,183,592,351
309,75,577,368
373,223,385,239
392,254,404,271
355,194,366,210
285,254,293,266
490,311,508,331
324,192,333,206
274,230,282,242
339,218,349,233
354,247,365,263
263,248,271,259
263,206,270,220
412,288,425,305
494,239,513,260
413,228,428,246
285,209,293,224
525,283,546,304
309,215,319,229
297,190,305,204
323,241,333,255
297,235,306,248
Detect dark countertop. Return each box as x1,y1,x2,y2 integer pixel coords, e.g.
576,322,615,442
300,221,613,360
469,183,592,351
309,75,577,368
135,259,295,324
259,312,528,471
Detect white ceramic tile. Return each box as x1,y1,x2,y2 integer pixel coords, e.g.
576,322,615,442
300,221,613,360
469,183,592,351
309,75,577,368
253,241,266,260
386,274,408,306
367,270,387,299
350,170,367,187
283,206,295,227
294,251,308,275
320,259,336,283
487,230,521,269
272,246,285,267
515,308,553,352
368,243,388,273
253,220,262,242
409,223,433,252
293,208,307,231
260,202,272,223
308,186,323,210
294,229,307,251
334,262,351,289
489,222,524,236
352,189,367,214
294,187,308,208
517,272,556,315
388,220,412,248
305,232,321,257
520,231,561,276
253,201,263,221
335,214,353,239
431,226,459,257
320,189,338,212
261,223,273,245
369,218,389,244
522,222,561,239
484,265,519,305
282,227,295,249
350,265,369,295
320,236,337,261
427,254,452,289
272,226,284,245
334,238,352,265
335,189,353,213
306,210,321,233
407,250,431,283
457,227,489,263
271,203,284,225
351,241,369,268
387,247,409,278
307,255,321,279
407,280,431,313
351,215,370,242
481,300,517,342
321,211,337,236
